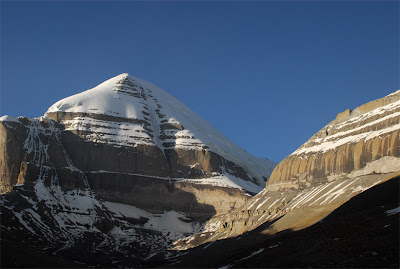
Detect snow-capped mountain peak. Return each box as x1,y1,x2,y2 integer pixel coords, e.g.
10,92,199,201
45,73,275,192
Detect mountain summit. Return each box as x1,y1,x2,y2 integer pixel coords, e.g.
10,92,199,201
45,73,275,191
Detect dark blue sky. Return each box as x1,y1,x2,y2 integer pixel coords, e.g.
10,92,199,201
1,1,399,162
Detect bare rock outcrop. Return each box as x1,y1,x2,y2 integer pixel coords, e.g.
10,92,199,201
0,118,28,192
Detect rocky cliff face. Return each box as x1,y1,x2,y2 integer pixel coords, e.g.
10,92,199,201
0,74,276,267
176,90,400,248
0,117,28,193
268,90,400,190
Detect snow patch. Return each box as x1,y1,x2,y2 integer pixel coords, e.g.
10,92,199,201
0,115,20,123
145,211,195,235
180,173,263,193
103,201,148,219
218,265,232,269
385,206,400,216
104,201,201,240
238,248,264,261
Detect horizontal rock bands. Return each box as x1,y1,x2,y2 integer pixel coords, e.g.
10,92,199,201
46,111,148,125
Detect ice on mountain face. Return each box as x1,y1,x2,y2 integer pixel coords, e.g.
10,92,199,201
45,73,275,190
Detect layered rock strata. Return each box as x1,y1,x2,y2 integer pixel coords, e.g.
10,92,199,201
269,90,400,190
175,90,400,248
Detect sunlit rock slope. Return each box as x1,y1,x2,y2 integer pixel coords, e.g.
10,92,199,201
175,90,400,248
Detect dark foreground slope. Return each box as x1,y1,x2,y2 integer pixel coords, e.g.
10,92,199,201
159,174,399,268
2,175,398,268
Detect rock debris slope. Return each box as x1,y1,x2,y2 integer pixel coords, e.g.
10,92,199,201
0,73,275,267
175,90,400,249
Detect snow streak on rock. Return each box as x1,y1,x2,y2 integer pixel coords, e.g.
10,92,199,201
293,98,400,155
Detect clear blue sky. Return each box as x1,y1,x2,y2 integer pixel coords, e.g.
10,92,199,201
1,1,399,162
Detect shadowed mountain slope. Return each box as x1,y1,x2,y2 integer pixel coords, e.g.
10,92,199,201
159,173,399,268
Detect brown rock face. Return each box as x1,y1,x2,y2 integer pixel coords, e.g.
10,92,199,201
0,120,28,192
87,173,250,217
164,148,252,181
268,90,400,190
60,130,170,178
